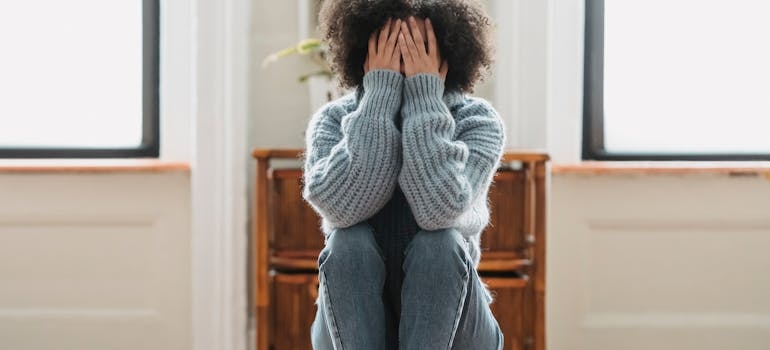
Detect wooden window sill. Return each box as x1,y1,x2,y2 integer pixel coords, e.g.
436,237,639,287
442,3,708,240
0,159,190,174
551,161,770,176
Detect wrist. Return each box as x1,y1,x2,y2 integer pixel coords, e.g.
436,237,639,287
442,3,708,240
402,73,447,115
360,69,404,117
363,69,404,91
404,70,440,79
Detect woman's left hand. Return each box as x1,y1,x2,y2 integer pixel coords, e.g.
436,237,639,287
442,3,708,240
399,16,448,80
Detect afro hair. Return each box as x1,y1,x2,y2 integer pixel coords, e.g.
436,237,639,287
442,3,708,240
318,0,494,93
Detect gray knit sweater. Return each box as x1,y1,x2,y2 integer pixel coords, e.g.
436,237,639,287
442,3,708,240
301,69,506,270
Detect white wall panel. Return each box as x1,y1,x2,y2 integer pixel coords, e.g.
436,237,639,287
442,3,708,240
549,173,770,350
0,173,190,350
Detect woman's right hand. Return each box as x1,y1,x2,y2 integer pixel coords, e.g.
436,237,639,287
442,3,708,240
364,18,402,74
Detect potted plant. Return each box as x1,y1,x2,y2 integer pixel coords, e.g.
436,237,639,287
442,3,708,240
261,38,351,114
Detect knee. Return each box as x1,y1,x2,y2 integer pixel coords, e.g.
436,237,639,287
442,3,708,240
318,221,384,271
406,228,471,272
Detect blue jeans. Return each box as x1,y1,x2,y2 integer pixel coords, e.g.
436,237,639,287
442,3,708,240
310,221,504,350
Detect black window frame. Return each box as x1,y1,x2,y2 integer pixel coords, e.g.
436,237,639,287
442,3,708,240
582,0,770,161
0,0,160,158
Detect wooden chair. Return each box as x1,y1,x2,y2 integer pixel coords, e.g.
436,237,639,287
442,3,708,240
252,148,549,350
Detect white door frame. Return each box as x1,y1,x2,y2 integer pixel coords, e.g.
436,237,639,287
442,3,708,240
191,0,251,349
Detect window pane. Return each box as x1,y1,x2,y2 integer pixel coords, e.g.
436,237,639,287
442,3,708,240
604,0,770,154
0,0,143,149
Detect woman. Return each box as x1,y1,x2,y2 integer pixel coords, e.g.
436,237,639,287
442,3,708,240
301,0,506,349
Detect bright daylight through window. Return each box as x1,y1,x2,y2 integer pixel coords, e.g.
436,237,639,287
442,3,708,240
0,0,158,157
585,0,770,160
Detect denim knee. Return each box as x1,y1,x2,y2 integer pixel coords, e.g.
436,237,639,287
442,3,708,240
405,228,471,276
318,221,385,272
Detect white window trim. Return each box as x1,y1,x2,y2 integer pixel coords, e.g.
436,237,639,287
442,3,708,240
492,0,584,164
160,0,194,162
190,0,250,349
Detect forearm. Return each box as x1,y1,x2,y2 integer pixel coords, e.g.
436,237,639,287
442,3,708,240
302,69,404,228
398,73,505,230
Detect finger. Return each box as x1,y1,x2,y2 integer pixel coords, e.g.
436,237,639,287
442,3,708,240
378,18,391,53
440,60,449,79
383,19,401,60
390,16,400,36
390,43,401,67
368,32,377,56
408,16,427,56
426,17,438,58
398,33,413,64
401,21,420,59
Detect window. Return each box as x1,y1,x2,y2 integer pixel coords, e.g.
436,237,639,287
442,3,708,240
0,0,159,158
583,0,770,160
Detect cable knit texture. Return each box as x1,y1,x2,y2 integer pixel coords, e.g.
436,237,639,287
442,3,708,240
302,69,506,302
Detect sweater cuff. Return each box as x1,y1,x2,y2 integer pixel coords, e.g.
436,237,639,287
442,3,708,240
403,73,447,116
361,69,404,118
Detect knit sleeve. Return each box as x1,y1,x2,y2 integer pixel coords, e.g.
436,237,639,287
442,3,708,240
301,69,404,228
398,73,506,231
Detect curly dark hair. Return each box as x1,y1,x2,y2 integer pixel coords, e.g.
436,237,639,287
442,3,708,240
318,0,494,93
